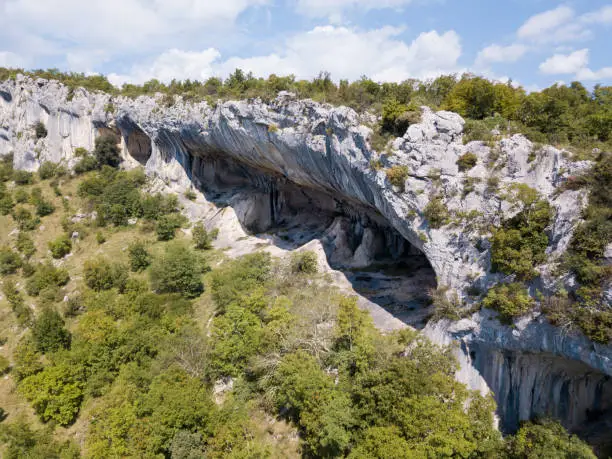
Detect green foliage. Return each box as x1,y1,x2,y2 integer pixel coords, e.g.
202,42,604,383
290,250,318,274
13,170,34,185
48,234,72,258
482,283,535,323
20,362,85,425
457,151,478,171
385,165,409,191
83,258,128,292
2,280,31,325
192,222,215,250
73,154,98,173
26,263,70,296
13,337,43,380
381,98,419,136
11,206,39,230
32,308,71,353
0,355,9,375
128,240,151,271
38,161,65,180
94,134,121,168
95,231,106,244
34,121,48,139
0,419,80,459
0,246,22,274
506,419,596,458
156,213,186,240
423,195,450,229
184,188,197,201
149,242,205,298
210,252,272,311
491,187,553,280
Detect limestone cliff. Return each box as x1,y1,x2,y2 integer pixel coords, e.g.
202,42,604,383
1,74,611,434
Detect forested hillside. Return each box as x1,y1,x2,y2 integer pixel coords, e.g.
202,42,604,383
0,136,599,457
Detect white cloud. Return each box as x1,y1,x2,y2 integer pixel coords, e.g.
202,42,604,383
295,0,415,19
111,26,462,85
581,5,612,24
539,49,589,75
475,44,527,66
223,26,461,82
108,49,221,86
576,66,612,81
1,0,265,59
518,6,574,40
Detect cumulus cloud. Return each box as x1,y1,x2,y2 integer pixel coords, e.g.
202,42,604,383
539,49,589,75
581,5,612,25
576,66,612,81
0,0,265,61
111,26,462,85
517,6,574,40
475,44,527,66
108,49,222,86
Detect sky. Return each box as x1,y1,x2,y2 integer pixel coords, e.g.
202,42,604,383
0,0,611,90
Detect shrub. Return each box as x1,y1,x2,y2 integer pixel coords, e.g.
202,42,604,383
184,189,197,201
13,170,34,185
12,206,39,231
34,121,48,139
0,246,22,274
156,214,186,241
96,231,106,244
385,165,409,191
482,283,534,323
94,135,121,168
48,235,72,259
0,355,10,375
38,161,61,180
16,232,36,258
290,251,318,274
32,308,71,353
14,188,29,203
20,362,85,425
423,196,450,229
128,240,151,272
457,152,478,171
192,222,215,250
35,197,55,217
26,263,70,296
150,242,205,298
74,155,99,174
2,280,31,325
491,192,552,280
73,147,88,157
83,258,128,292
0,192,14,215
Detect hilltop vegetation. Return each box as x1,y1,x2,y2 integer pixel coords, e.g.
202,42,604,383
0,153,597,457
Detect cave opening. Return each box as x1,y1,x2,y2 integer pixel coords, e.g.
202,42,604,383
119,120,152,165
186,152,438,328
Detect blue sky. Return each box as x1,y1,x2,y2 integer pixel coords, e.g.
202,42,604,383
0,0,611,90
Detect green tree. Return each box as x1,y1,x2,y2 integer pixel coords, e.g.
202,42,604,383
482,283,534,323
20,362,85,425
83,258,128,292
192,222,214,250
48,234,72,259
26,263,70,296
128,240,151,272
16,232,36,258
0,246,22,274
94,134,121,168
506,419,596,459
149,242,204,298
12,337,43,380
32,308,71,353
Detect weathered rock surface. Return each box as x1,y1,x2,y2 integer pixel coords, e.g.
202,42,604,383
1,75,610,433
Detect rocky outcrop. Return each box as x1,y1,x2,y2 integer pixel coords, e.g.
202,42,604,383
1,75,610,434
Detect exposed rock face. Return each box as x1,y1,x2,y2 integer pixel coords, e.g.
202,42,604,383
1,75,610,433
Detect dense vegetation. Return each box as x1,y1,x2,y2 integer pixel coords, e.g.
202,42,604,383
0,160,597,457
